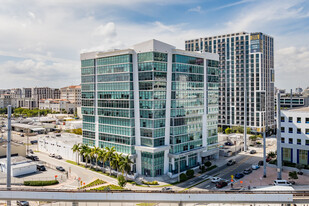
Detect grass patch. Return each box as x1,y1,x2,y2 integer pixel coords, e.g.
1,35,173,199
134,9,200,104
24,180,59,186
89,184,124,191
79,179,106,189
142,181,159,185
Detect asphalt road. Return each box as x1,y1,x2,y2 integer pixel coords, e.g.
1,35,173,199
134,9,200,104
189,152,263,191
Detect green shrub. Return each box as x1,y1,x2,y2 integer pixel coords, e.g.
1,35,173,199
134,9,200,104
200,165,206,173
142,181,159,185
79,179,106,189
225,127,231,134
117,175,127,187
289,171,298,180
179,173,187,182
204,161,212,167
24,180,58,186
90,184,124,191
186,169,194,178
205,165,217,171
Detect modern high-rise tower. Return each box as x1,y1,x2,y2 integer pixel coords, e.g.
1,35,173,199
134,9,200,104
81,39,219,177
185,32,275,133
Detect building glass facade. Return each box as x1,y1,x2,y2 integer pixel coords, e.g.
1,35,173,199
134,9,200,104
81,40,219,177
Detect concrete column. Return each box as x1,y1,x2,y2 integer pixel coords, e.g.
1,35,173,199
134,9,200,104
293,148,297,164
135,150,142,175
197,152,201,164
172,158,175,170
186,156,189,166
164,149,169,174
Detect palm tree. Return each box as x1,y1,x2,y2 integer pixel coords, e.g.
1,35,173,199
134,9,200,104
98,148,106,172
80,144,90,167
91,146,101,170
111,153,123,176
104,146,116,176
72,143,81,165
119,155,133,179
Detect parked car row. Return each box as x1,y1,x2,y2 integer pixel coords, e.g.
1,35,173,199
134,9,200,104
49,153,62,159
26,155,39,161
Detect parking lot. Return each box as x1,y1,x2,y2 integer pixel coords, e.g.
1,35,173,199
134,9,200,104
0,163,66,185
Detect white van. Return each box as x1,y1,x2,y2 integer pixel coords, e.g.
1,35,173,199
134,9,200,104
274,180,292,186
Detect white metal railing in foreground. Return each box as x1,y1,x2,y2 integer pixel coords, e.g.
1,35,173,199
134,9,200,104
0,190,293,203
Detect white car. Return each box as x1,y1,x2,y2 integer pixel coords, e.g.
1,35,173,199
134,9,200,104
252,164,260,170
211,177,222,183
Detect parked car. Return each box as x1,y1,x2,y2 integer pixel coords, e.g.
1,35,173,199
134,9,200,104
297,171,303,175
216,181,228,188
235,173,244,179
266,157,272,162
227,159,236,166
250,150,256,154
224,142,234,146
29,149,33,154
211,177,222,183
30,140,38,144
288,181,295,185
258,160,264,166
56,166,65,172
55,155,62,160
49,153,55,158
20,133,24,137
162,187,172,191
17,201,29,206
274,180,292,186
252,164,260,170
243,168,252,174
37,165,46,171
31,156,39,161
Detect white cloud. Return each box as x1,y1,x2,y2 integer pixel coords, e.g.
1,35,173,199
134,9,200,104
188,6,201,13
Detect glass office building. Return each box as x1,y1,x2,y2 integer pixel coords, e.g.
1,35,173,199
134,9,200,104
81,40,219,177
185,32,275,133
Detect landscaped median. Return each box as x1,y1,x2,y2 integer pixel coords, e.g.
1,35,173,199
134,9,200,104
89,184,125,191
24,180,59,186
79,179,106,189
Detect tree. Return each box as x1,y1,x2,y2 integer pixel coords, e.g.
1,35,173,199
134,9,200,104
186,169,194,178
104,146,116,176
289,171,298,180
249,135,257,142
80,145,90,167
117,175,127,187
72,128,82,135
119,155,133,178
98,149,106,172
204,161,212,167
72,143,82,165
267,151,276,158
111,153,123,175
225,127,232,134
231,126,238,133
179,173,187,182
247,127,251,134
218,127,223,133
91,146,101,170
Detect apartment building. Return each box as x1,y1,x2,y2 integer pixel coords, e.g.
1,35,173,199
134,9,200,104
81,39,219,177
39,99,75,113
280,107,309,166
185,32,275,133
60,85,81,107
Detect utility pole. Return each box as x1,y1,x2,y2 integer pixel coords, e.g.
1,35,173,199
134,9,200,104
277,93,282,180
263,120,267,178
7,105,12,206
244,84,247,152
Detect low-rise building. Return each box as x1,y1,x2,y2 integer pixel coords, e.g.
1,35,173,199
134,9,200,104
280,107,309,166
38,133,82,162
39,99,75,114
11,123,46,134
0,141,26,158
60,85,81,107
0,156,37,177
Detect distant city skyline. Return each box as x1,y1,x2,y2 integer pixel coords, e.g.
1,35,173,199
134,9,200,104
0,0,308,89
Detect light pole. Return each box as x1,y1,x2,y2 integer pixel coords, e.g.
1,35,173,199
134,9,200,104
263,122,267,178
277,93,282,180
7,105,12,206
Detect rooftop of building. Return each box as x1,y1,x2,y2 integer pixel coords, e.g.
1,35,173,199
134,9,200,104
185,31,273,42
61,85,81,89
40,133,82,147
0,156,32,165
81,39,219,61
282,106,309,113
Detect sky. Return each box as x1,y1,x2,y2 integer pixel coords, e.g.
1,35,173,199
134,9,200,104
0,0,308,90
